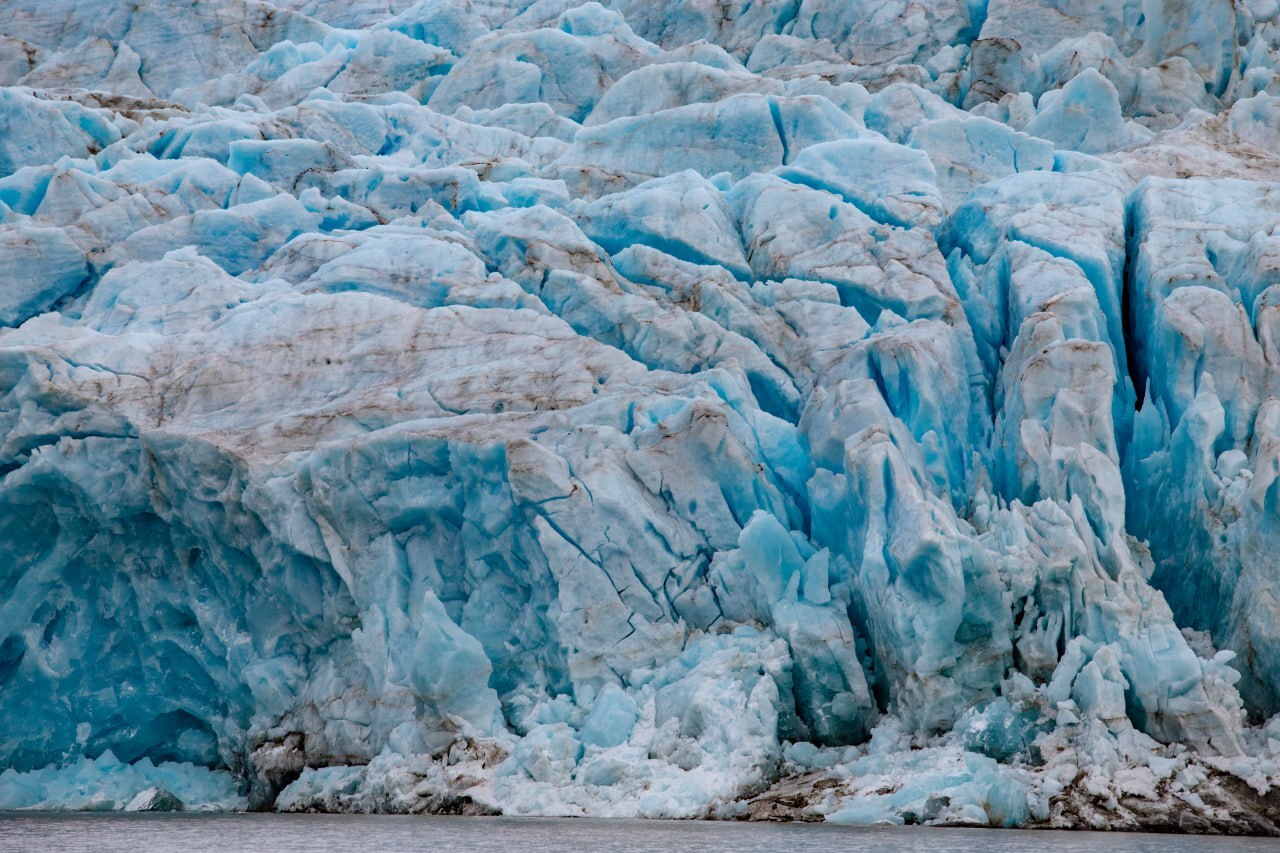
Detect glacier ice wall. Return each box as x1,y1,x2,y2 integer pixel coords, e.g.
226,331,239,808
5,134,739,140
3,0,1280,828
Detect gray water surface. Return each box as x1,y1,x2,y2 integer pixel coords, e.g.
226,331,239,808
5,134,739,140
0,814,1276,852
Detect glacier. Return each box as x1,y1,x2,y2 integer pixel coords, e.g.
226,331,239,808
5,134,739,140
3,0,1280,833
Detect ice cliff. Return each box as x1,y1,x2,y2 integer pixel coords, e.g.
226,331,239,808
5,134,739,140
3,0,1280,832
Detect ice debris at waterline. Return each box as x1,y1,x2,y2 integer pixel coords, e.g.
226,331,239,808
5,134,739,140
3,0,1280,834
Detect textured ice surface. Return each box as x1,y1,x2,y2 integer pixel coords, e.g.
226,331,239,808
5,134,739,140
0,752,243,811
3,0,1280,832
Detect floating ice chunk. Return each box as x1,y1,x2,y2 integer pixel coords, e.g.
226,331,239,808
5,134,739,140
124,787,185,812
823,743,1031,827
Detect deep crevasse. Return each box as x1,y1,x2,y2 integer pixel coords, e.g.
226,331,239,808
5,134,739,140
2,0,1280,831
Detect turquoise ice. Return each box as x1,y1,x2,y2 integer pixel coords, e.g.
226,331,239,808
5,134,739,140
1,0,1280,830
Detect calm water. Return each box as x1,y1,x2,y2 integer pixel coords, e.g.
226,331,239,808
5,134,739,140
0,814,1276,853
2,809,1280,850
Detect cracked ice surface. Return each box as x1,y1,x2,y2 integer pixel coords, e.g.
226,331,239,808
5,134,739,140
3,0,1280,831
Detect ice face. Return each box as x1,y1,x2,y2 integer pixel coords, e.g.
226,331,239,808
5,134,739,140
2,0,1280,829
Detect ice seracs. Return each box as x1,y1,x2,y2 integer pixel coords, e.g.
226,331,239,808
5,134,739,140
2,0,1280,832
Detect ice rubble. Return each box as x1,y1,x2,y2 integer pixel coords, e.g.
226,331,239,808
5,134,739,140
3,0,1280,832
0,751,243,811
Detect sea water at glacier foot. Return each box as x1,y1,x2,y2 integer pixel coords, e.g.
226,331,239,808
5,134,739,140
1,815,1278,853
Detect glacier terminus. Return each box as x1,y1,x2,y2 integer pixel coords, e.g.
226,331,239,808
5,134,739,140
3,0,1280,833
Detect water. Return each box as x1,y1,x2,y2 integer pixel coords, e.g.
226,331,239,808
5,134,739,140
0,814,1276,853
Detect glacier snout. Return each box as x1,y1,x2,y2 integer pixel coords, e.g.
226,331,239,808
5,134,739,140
1,0,1280,832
